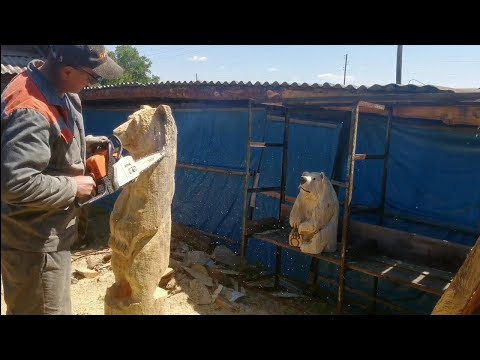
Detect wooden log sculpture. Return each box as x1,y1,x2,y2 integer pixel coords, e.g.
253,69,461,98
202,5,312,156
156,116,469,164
289,171,339,255
432,236,480,315
104,105,177,315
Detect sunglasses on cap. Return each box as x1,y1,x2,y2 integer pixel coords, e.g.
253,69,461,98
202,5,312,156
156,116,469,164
76,67,103,84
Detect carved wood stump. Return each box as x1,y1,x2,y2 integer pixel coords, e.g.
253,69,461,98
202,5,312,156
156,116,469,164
104,105,177,315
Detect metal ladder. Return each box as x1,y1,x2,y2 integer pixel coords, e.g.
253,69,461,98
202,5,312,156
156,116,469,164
335,101,392,314
240,100,290,287
240,99,392,314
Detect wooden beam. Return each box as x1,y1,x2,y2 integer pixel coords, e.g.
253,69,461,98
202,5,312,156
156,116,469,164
321,105,480,126
176,163,247,176
245,218,282,236
431,236,480,315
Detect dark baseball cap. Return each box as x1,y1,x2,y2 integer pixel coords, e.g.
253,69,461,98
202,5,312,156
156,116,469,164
50,45,124,80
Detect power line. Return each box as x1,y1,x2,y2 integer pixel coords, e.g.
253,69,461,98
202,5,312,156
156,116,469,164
408,79,426,85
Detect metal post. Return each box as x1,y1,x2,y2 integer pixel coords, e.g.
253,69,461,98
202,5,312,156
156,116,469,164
275,107,290,288
379,106,393,225
370,277,379,314
279,108,290,218
240,100,253,266
337,102,360,314
396,45,403,85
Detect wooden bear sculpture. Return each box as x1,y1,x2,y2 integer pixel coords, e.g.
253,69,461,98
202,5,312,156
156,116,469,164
104,105,177,315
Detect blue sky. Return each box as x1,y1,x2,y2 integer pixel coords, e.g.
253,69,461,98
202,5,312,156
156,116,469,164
106,45,479,88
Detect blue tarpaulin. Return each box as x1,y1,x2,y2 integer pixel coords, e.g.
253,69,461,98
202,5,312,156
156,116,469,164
83,106,480,313
83,107,479,247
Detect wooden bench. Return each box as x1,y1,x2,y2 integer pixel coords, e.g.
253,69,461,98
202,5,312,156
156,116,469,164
246,218,472,312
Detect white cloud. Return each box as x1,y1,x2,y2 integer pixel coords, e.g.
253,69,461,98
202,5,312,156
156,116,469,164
317,73,355,84
189,55,208,62
218,65,225,70
268,67,278,72
287,76,320,85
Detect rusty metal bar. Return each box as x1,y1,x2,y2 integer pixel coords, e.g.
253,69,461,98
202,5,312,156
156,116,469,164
385,211,480,236
176,163,247,176
258,102,285,108
275,108,290,288
248,186,282,193
274,247,282,289
308,258,320,287
249,142,284,148
358,101,386,111
380,107,393,225
268,116,338,129
279,108,290,215
331,180,348,188
248,107,272,220
337,101,361,314
370,277,379,314
314,273,416,314
240,100,253,266
353,154,385,160
248,173,261,219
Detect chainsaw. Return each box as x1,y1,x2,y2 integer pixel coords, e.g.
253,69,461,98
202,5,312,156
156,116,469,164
75,135,166,207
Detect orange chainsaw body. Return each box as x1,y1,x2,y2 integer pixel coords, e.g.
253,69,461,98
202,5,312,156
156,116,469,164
75,135,123,207
86,150,108,180
85,150,120,181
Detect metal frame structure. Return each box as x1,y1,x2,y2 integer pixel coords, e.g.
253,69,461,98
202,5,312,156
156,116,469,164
76,80,479,314
336,101,389,313
240,99,389,313
240,98,475,314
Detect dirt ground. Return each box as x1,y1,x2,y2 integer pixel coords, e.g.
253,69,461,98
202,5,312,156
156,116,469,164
1,242,336,316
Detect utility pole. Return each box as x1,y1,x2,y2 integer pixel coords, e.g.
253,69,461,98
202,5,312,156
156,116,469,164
396,45,403,84
196,73,198,81
343,54,348,85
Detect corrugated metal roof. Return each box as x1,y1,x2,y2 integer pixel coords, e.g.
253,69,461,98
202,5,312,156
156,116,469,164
80,80,479,126
1,64,25,75
84,80,479,94
1,55,36,74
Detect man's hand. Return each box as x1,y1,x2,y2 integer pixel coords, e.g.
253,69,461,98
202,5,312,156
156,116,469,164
74,176,96,198
85,135,109,154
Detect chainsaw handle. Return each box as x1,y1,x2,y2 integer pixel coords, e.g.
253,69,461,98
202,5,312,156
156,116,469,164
109,134,123,159
74,191,108,207
75,135,123,208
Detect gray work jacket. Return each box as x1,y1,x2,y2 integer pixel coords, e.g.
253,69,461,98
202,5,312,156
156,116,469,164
1,60,86,252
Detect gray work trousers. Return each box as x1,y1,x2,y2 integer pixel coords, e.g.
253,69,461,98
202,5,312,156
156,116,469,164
1,248,72,315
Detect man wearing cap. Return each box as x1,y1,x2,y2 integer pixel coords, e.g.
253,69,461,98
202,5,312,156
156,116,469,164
1,45,124,314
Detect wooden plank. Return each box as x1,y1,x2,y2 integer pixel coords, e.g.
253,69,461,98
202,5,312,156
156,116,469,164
251,228,341,265
432,236,480,315
346,258,450,296
245,218,282,236
349,220,471,273
321,105,480,126
176,163,246,176
262,191,296,204
313,273,413,314
268,115,338,128
250,196,471,299
373,255,455,283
